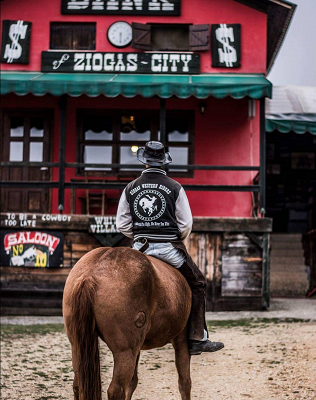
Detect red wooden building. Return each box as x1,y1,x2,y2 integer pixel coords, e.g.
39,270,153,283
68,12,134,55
0,0,295,314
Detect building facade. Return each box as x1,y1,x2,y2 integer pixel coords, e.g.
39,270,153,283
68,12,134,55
0,0,295,313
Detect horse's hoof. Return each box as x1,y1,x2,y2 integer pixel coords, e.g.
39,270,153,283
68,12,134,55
189,340,224,355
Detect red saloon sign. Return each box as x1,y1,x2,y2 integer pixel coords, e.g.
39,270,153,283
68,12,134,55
2,231,63,268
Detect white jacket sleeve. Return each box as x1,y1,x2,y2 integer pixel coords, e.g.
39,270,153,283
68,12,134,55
116,189,134,239
175,187,193,240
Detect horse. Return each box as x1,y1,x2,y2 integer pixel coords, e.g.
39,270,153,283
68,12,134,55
63,246,192,400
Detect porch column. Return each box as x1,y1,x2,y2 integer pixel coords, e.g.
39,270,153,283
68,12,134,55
160,98,166,144
58,95,67,213
259,98,266,215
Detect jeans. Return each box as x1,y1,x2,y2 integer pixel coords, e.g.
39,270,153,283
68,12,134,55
132,241,186,269
133,240,208,341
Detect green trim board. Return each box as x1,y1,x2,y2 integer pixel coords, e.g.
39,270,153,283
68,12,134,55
1,72,272,99
266,119,316,135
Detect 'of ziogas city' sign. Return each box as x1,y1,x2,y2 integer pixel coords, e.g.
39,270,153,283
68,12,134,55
41,52,200,74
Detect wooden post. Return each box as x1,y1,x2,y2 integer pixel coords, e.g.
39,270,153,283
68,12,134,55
259,98,266,215
262,232,270,309
58,95,67,214
160,98,166,144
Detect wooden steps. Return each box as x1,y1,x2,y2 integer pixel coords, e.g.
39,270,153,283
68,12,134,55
270,234,309,297
0,285,64,316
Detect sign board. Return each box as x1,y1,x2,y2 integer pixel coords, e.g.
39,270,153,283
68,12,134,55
89,216,119,234
211,24,241,68
1,231,64,268
1,20,32,64
41,51,200,74
61,0,181,15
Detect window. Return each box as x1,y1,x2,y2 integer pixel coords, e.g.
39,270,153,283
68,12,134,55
82,116,113,171
50,23,96,50
7,116,48,163
132,23,210,51
78,110,194,177
1,111,52,213
120,115,151,170
162,112,194,174
152,24,190,51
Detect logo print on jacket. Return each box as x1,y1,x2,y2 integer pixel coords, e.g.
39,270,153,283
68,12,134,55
134,190,166,221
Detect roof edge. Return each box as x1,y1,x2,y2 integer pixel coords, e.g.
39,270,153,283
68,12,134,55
234,0,297,74
267,0,297,74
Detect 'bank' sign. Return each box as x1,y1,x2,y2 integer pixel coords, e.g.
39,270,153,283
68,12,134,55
41,51,200,74
61,0,181,15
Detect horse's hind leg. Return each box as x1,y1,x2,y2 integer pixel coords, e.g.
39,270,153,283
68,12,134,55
73,373,79,400
126,353,140,400
71,347,79,400
108,350,139,400
172,329,192,400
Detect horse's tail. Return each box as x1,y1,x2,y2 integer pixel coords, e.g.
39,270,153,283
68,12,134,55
70,276,102,400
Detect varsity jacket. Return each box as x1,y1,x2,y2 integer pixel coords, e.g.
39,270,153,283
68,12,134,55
116,168,193,242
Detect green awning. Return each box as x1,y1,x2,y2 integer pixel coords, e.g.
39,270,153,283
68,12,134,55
266,119,316,135
1,72,272,99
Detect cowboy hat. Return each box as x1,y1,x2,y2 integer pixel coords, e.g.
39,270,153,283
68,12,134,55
137,141,172,166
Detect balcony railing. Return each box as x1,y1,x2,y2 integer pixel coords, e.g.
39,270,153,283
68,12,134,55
0,161,264,214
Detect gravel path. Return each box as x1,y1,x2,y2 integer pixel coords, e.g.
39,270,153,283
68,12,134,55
1,298,316,399
1,320,316,400
1,298,316,325
206,298,316,321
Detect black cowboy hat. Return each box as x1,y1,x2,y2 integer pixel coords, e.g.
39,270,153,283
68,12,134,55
137,141,172,166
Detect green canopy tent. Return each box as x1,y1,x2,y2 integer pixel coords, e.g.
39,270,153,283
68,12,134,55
1,71,272,99
265,86,316,135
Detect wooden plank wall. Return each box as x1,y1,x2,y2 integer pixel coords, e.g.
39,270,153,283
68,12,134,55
184,232,263,310
184,233,221,277
184,233,222,310
63,232,101,268
0,232,101,315
1,230,266,314
221,233,263,297
1,232,100,287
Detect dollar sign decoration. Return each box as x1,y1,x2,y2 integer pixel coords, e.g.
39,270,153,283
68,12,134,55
1,20,32,64
211,24,241,68
215,24,237,67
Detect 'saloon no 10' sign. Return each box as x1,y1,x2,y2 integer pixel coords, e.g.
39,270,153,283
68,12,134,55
1,231,64,268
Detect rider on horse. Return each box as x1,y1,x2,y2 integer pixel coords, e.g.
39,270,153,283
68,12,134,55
116,141,224,355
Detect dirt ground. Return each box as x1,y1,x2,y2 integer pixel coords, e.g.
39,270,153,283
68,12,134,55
1,319,316,400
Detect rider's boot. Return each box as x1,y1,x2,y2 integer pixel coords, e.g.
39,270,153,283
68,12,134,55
177,261,224,356
188,339,224,355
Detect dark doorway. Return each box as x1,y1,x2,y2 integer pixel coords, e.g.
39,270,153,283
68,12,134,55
266,131,316,233
1,111,52,213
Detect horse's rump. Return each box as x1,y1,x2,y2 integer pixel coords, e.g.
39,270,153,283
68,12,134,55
64,247,191,349
63,247,192,400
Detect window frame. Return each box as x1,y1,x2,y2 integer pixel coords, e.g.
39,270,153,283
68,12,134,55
1,108,54,213
164,110,195,178
77,109,194,178
50,22,96,50
132,23,210,52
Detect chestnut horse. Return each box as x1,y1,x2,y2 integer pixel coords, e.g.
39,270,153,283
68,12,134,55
63,246,192,400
